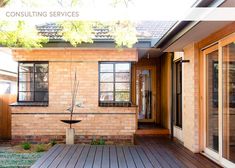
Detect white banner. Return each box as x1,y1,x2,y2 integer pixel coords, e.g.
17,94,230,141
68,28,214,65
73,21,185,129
0,7,235,21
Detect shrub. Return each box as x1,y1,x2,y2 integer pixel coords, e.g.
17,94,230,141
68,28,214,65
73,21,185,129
21,142,31,150
35,144,45,152
91,137,105,145
99,138,105,145
50,139,57,146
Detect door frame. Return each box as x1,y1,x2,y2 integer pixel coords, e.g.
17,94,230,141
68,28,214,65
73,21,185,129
173,58,183,129
202,44,220,161
201,33,235,167
135,65,157,123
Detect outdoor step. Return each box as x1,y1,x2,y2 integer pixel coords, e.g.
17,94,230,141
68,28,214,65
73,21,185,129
135,128,170,135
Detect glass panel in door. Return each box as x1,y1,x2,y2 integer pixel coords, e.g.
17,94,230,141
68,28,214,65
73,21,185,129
222,42,235,164
206,50,219,152
136,69,152,121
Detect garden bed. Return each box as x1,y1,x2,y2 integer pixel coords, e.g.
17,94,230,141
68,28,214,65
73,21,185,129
0,143,54,168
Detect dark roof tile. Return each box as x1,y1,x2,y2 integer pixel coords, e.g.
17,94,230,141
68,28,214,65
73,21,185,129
36,21,175,41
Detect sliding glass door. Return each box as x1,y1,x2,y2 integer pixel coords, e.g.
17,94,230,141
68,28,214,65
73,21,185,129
222,41,235,166
204,46,219,159
203,34,235,167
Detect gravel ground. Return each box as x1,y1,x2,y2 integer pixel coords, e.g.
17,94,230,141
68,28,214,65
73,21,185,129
0,148,44,168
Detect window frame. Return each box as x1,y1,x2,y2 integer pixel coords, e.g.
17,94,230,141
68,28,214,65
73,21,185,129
174,58,183,128
17,61,49,103
98,61,132,107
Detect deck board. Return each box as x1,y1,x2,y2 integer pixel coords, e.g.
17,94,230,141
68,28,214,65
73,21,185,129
129,146,145,168
31,136,222,168
84,146,96,168
116,146,127,168
31,144,60,168
66,145,84,168
110,146,118,168
39,145,65,168
101,146,109,168
93,146,103,168
49,145,71,168
57,145,78,168
75,145,90,168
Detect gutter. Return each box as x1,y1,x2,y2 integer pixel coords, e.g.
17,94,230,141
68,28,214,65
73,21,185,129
154,0,225,51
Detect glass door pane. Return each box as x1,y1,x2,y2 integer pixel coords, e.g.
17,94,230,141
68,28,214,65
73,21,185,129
222,42,235,164
206,50,219,152
136,69,152,120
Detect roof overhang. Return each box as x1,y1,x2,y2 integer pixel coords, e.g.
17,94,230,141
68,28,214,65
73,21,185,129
154,0,235,52
164,21,232,52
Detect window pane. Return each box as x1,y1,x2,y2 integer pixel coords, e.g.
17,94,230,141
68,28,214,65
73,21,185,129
19,63,34,72
100,92,113,101
35,64,48,73
35,92,48,101
115,92,130,101
115,63,130,72
19,73,34,82
35,82,48,91
19,82,34,91
19,92,34,101
100,73,113,82
35,73,48,82
115,83,130,91
100,83,113,91
100,64,113,72
206,50,219,152
222,42,235,163
115,73,130,82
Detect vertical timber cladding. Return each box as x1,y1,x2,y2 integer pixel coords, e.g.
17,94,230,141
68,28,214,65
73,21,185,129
10,48,138,143
0,94,16,140
160,53,172,129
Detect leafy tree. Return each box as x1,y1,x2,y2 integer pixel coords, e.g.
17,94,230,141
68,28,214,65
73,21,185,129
60,21,93,47
0,0,138,48
0,21,48,48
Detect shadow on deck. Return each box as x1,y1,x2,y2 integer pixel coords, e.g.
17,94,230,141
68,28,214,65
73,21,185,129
31,135,222,168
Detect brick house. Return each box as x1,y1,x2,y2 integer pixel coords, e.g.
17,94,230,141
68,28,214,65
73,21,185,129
7,0,235,167
9,21,173,145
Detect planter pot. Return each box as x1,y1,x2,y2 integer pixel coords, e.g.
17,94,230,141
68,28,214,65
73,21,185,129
66,128,75,144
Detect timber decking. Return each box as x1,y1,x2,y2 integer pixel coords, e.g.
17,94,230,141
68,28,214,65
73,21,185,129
31,136,222,168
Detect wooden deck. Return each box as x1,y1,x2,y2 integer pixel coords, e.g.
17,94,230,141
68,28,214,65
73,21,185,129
31,136,222,168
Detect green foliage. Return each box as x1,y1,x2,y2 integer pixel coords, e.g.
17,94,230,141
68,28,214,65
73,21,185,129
99,138,105,145
35,144,45,152
91,137,105,145
0,21,48,48
21,142,31,150
111,21,138,48
50,139,57,146
59,21,93,47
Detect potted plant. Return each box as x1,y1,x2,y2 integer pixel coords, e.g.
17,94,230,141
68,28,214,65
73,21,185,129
61,69,81,144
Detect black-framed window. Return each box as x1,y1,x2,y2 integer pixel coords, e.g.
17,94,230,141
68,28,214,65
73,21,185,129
99,62,131,107
175,59,182,128
18,62,48,102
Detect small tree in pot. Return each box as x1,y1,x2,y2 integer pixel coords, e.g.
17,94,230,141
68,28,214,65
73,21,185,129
61,69,81,144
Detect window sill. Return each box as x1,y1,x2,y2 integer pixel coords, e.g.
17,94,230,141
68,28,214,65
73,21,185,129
10,102,48,107
99,102,133,107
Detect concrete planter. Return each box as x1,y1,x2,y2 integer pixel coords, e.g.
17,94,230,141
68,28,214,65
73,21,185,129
66,128,75,144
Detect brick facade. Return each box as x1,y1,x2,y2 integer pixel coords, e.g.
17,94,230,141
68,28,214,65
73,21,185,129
11,48,138,144
182,43,200,153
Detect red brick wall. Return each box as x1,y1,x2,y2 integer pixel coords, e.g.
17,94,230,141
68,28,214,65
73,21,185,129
11,48,138,144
